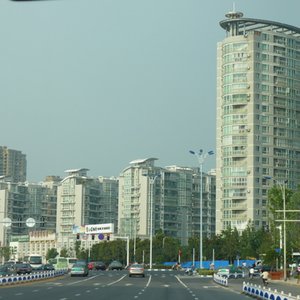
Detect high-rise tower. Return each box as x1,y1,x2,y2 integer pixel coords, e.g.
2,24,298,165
216,12,300,233
0,146,27,182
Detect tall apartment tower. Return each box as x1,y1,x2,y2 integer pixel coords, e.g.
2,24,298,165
216,12,300,233
0,146,27,182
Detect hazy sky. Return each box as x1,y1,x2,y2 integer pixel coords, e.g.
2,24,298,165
1,0,299,182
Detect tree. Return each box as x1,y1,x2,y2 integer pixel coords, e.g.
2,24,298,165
0,246,11,262
46,248,58,261
60,248,69,258
218,227,240,264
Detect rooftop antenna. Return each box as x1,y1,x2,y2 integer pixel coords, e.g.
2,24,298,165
225,2,243,19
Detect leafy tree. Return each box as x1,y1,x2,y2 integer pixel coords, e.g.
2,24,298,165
0,246,11,262
46,248,58,260
218,227,240,263
60,248,69,258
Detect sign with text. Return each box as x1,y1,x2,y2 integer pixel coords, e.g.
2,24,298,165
85,223,114,234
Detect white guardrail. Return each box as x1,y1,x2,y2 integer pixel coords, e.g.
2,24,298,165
242,281,300,300
0,269,67,286
213,273,228,286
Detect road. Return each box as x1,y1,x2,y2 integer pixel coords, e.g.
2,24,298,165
0,270,249,300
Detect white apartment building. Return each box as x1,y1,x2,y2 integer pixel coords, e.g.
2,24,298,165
56,169,118,254
118,158,216,245
216,11,300,233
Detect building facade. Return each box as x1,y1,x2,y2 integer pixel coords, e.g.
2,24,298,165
118,158,216,245
0,178,58,247
0,146,27,182
216,11,300,233
56,169,118,254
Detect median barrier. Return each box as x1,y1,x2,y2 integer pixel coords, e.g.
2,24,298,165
0,269,67,287
213,273,228,286
242,281,300,300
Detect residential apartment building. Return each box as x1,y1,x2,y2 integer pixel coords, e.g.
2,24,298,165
98,176,119,232
118,158,216,245
216,11,300,233
56,169,118,254
0,179,58,247
0,146,27,182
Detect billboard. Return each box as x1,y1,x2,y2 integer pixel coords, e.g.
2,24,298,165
85,223,114,234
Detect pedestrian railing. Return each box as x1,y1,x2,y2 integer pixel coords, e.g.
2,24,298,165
242,281,300,300
0,269,67,286
213,273,228,286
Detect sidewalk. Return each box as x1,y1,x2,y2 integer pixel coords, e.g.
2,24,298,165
275,277,299,286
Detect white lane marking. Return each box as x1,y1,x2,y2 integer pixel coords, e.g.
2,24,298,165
67,275,98,286
146,275,152,288
106,275,127,286
175,275,188,288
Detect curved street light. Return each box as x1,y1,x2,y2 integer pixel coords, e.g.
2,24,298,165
143,172,161,269
189,149,214,269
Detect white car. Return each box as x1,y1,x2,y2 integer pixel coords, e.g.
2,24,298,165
128,263,145,277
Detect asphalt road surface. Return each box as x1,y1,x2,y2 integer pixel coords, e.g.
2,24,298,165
0,270,250,300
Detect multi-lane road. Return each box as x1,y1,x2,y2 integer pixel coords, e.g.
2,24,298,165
0,270,299,300
0,269,244,300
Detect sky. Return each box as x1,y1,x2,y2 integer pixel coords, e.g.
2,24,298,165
1,0,299,182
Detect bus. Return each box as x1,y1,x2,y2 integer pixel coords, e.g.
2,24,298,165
25,255,43,270
48,257,77,270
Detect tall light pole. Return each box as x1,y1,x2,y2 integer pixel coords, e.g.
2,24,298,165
143,172,160,269
264,176,287,281
189,149,214,269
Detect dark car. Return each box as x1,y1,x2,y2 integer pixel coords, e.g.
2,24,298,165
42,264,55,271
14,263,32,274
94,261,106,271
0,265,14,277
108,260,123,270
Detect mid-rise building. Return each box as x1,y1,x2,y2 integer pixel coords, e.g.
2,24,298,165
216,11,300,233
0,178,58,247
0,146,27,182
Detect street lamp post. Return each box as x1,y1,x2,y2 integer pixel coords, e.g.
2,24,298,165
264,176,287,281
189,149,214,269
143,172,160,270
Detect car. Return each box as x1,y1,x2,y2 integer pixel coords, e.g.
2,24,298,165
70,263,89,277
128,263,145,277
94,261,107,271
87,261,95,270
108,260,123,270
216,267,243,279
42,264,55,271
14,263,32,275
0,265,14,277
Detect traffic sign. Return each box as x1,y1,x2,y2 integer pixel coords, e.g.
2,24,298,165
2,217,12,227
26,218,36,228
